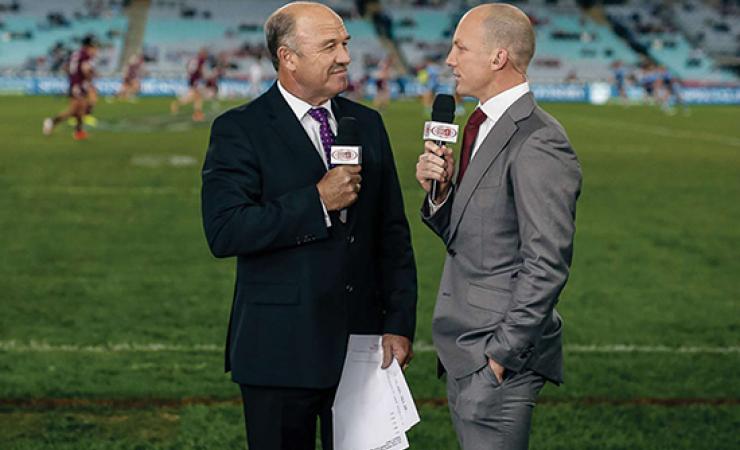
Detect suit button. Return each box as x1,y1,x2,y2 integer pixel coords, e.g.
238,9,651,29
447,248,456,257
347,235,355,244
345,284,354,293
519,348,533,359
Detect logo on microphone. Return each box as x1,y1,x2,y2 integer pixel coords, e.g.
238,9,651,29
332,149,358,161
330,145,362,165
430,125,457,139
423,121,460,143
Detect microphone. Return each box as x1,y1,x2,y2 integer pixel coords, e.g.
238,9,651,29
331,117,362,166
423,94,459,200
330,117,361,223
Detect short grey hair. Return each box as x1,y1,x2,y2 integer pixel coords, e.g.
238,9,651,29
264,8,298,70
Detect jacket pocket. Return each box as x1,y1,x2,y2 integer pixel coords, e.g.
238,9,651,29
466,283,511,314
245,283,299,305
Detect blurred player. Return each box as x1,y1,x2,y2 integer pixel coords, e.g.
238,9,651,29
170,48,209,121
203,53,230,109
640,63,659,106
419,57,441,114
611,60,628,104
117,53,145,101
43,35,98,140
372,55,392,110
656,65,686,115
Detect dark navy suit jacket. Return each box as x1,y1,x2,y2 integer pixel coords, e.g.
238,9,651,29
201,83,417,388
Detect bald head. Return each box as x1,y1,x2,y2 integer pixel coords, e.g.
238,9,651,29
465,3,535,73
265,2,342,70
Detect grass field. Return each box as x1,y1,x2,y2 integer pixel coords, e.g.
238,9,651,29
1,95,738,449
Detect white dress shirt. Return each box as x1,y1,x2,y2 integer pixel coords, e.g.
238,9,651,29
429,82,530,213
277,81,337,226
277,81,338,167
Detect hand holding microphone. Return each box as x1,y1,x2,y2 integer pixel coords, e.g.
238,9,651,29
416,94,459,203
317,117,362,211
418,141,455,203
317,166,361,211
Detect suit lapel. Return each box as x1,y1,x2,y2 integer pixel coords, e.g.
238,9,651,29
447,93,536,245
265,83,327,180
330,96,343,122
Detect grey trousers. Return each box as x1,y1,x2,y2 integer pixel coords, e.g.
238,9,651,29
446,366,546,450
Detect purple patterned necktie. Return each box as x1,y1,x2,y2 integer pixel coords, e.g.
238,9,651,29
307,107,335,169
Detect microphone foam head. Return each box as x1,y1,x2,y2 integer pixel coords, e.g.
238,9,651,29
431,94,456,123
335,117,360,146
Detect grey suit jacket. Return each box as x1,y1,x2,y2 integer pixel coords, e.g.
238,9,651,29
422,93,581,384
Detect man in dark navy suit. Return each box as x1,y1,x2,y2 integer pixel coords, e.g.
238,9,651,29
200,3,417,449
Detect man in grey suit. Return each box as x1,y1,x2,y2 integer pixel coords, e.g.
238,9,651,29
415,4,582,449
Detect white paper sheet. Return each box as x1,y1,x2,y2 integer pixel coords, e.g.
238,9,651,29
332,335,420,450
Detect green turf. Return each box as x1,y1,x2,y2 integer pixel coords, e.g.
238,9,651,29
1,96,738,448
2,404,738,449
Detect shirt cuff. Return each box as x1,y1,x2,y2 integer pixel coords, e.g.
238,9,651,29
428,189,451,215
320,199,332,227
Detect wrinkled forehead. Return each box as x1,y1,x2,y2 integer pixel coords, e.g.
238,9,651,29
295,13,348,42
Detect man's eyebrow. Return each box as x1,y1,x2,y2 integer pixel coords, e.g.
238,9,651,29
319,35,352,46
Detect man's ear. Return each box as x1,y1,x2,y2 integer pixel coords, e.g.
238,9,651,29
491,48,508,71
278,46,296,71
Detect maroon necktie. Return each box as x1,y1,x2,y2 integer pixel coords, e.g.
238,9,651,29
456,107,487,185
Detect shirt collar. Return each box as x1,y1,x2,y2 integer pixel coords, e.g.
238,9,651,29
277,81,334,123
477,82,530,124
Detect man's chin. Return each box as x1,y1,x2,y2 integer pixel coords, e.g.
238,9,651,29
454,83,468,97
329,77,349,94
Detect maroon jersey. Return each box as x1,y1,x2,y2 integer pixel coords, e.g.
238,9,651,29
68,48,94,97
187,54,207,87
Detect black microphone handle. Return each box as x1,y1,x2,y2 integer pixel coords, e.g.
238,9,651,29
430,139,445,202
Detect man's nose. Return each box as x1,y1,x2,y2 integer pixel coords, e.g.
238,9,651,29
337,45,351,65
445,51,455,67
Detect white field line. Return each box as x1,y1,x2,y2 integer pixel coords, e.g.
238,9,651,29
0,340,737,355
0,341,221,353
565,116,740,148
563,344,740,355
